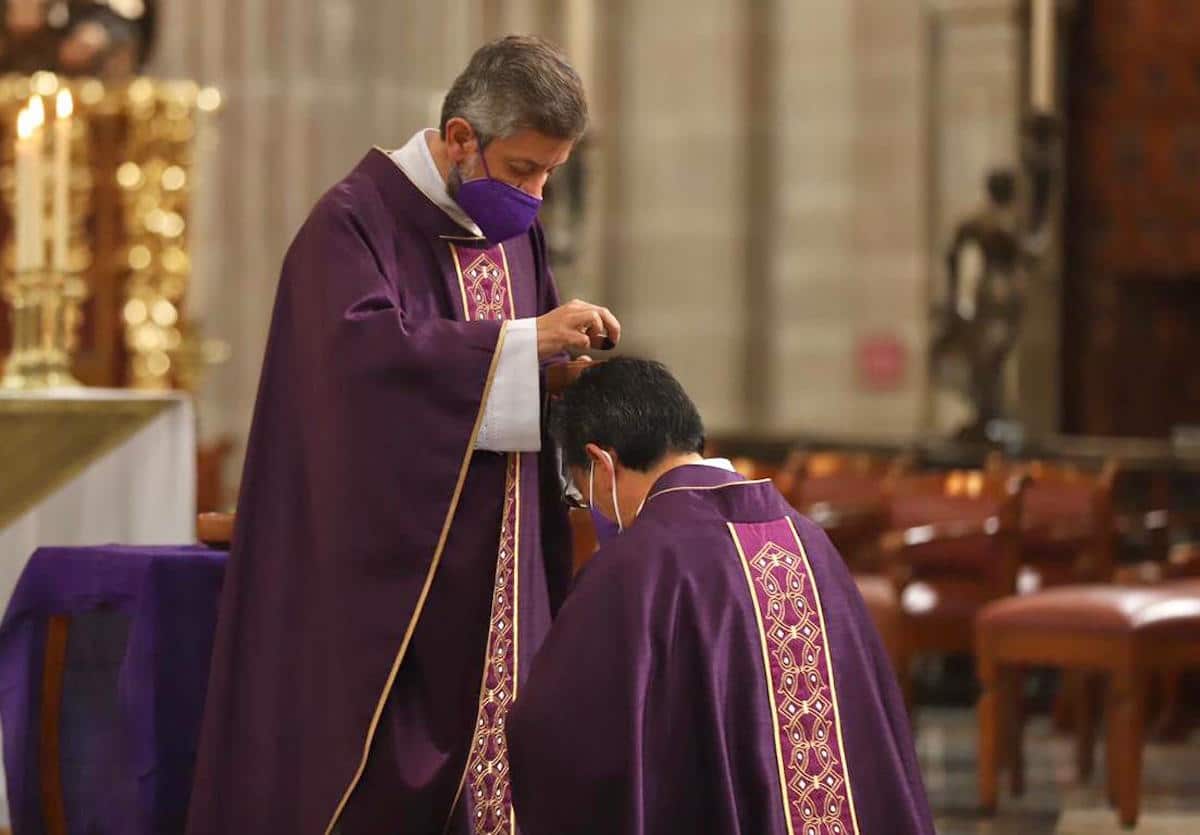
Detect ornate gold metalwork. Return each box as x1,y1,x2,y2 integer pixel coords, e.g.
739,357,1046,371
1,268,87,388
0,73,225,391
0,72,93,389
117,78,223,389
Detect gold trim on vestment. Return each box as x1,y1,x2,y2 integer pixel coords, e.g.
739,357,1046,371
502,241,519,835
441,239,521,835
509,450,521,834
497,244,515,319
322,320,511,835
728,522,797,835
449,243,472,323
783,517,862,835
645,478,772,505
443,453,522,835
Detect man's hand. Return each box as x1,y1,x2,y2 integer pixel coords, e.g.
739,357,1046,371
535,299,621,360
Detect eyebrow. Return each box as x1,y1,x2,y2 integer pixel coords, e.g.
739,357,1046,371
508,157,561,173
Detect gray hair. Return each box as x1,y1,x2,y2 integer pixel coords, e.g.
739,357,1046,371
439,35,588,146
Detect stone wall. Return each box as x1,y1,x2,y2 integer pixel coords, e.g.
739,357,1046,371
150,0,1042,478
149,0,483,463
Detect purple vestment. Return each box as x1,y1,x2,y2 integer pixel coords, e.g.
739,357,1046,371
507,465,933,835
186,149,571,835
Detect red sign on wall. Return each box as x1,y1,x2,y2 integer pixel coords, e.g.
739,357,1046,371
855,333,908,391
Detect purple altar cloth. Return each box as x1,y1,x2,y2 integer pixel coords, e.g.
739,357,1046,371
0,545,226,835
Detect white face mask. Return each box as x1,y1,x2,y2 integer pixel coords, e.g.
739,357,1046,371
588,449,623,533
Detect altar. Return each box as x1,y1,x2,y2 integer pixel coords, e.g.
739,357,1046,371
0,388,195,601
0,389,195,827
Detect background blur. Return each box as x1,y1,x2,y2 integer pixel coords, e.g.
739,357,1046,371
4,3,1200,833
149,0,1184,485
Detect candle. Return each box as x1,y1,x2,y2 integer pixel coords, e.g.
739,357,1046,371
189,87,221,322
53,89,72,273
15,107,33,271
1031,0,1056,113
26,95,46,271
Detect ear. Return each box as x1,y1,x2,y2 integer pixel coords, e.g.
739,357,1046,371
584,443,614,472
443,117,478,164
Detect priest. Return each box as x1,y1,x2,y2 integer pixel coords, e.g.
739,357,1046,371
508,359,934,835
187,36,619,835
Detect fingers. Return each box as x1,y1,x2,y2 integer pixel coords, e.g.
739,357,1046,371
585,311,604,338
567,305,619,341
552,299,621,354
595,306,621,345
566,330,591,353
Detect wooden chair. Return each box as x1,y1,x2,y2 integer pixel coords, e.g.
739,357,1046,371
879,469,1025,704
779,450,912,572
853,573,908,685
1101,541,1200,743
987,455,1119,589
976,581,1200,827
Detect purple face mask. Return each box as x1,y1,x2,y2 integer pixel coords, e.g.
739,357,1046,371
590,506,622,545
454,150,541,245
587,452,624,545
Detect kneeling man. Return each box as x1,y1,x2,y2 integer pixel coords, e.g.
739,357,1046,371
507,358,934,835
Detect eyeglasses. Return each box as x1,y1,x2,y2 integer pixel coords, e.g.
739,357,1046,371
556,447,589,510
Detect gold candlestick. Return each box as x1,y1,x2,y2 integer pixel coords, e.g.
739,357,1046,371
1,74,221,391
1,267,83,389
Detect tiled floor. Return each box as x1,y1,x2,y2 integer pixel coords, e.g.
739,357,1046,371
919,709,1200,834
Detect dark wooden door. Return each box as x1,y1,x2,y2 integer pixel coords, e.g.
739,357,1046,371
1063,0,1200,436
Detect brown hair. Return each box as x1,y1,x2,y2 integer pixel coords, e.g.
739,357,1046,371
440,35,589,146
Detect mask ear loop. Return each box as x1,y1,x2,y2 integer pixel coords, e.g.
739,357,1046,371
458,133,491,185
598,450,623,533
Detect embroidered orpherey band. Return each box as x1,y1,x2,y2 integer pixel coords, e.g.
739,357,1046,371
728,518,860,835
448,241,521,835
322,296,511,834
453,245,515,322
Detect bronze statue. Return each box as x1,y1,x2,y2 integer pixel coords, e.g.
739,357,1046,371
0,0,155,79
930,114,1059,440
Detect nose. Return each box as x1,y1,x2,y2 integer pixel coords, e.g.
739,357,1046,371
523,173,549,200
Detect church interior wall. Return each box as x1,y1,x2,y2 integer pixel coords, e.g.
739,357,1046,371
146,0,1029,489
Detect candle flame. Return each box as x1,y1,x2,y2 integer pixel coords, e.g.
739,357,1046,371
16,108,31,140
56,89,73,120
27,96,45,130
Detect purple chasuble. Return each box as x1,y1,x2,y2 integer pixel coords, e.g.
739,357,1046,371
186,149,571,835
507,465,933,835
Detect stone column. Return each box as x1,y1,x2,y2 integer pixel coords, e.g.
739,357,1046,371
763,0,857,434
600,0,752,433
148,0,485,479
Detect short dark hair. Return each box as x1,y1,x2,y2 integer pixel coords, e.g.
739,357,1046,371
550,358,706,472
440,35,589,146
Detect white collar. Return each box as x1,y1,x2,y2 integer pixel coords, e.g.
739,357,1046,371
700,457,736,472
387,129,482,237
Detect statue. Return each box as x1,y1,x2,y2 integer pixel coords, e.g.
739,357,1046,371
0,0,155,79
930,114,1059,441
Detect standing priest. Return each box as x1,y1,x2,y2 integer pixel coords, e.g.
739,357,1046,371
508,359,934,835
187,36,620,835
